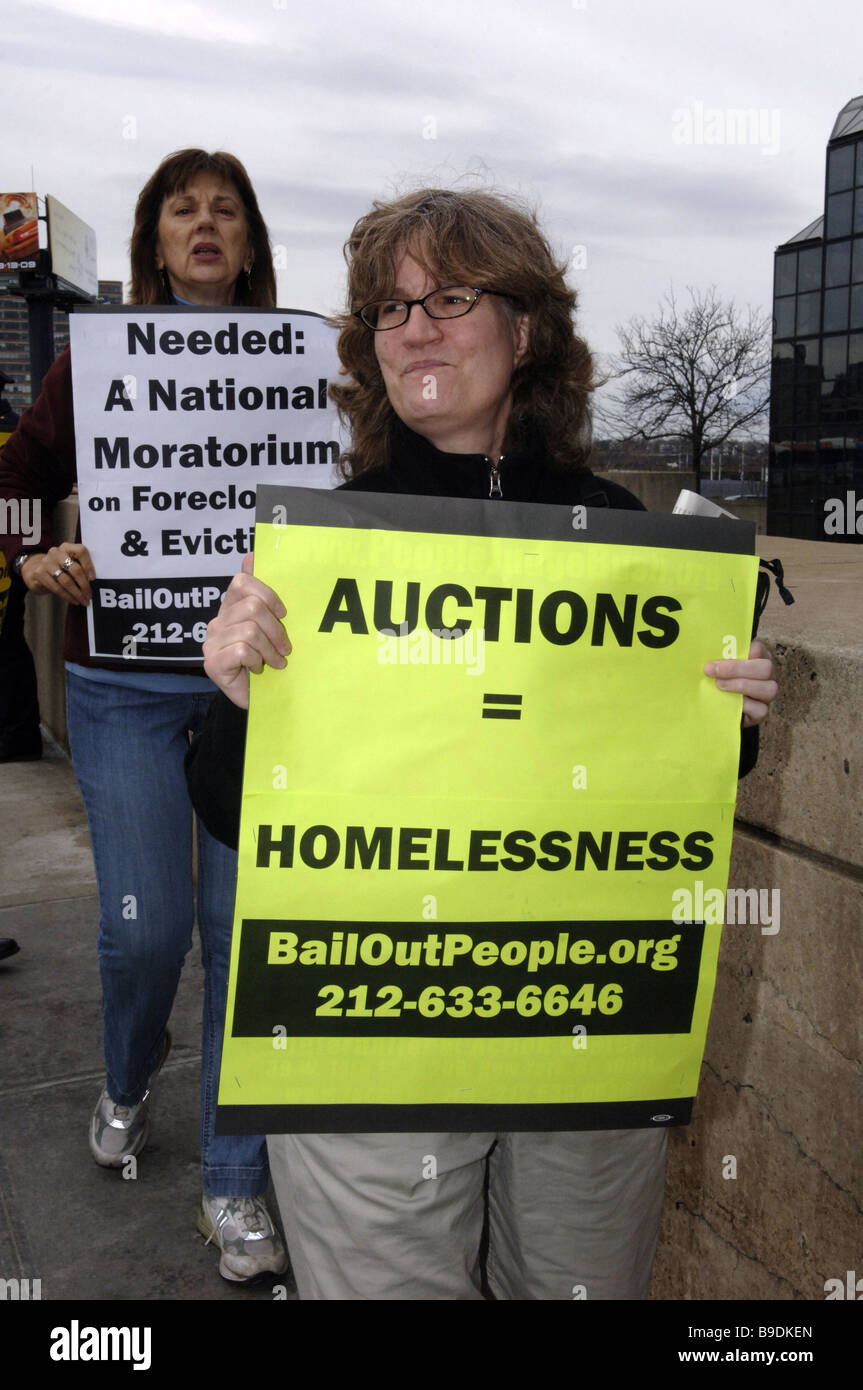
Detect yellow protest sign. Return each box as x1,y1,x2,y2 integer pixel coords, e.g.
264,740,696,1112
217,486,758,1133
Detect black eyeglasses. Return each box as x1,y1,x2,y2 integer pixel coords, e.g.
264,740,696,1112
355,285,507,331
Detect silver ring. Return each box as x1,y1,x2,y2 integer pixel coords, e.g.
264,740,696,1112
62,555,77,570
52,568,63,580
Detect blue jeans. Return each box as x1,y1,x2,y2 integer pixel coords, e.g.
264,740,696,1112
66,669,267,1196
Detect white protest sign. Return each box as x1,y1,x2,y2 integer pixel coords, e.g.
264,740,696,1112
70,306,345,663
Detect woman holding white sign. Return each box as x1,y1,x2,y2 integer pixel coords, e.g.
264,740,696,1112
189,187,778,1299
0,149,289,1283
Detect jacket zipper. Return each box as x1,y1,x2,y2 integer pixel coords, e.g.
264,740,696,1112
488,457,503,498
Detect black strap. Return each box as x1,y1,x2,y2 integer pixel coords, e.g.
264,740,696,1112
752,557,794,639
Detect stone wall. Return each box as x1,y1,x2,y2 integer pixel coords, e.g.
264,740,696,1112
651,536,863,1299
596,468,767,531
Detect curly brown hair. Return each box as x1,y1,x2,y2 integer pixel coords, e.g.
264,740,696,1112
129,149,276,307
330,187,595,478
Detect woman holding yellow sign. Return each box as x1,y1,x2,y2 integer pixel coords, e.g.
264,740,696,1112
190,187,777,1299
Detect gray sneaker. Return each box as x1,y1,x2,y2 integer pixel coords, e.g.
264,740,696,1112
88,1031,171,1168
197,1194,290,1282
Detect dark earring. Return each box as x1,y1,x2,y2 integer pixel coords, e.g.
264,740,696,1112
246,265,253,288
160,266,174,301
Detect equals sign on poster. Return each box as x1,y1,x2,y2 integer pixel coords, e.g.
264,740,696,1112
482,693,523,720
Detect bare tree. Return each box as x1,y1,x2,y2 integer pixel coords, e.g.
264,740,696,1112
601,287,771,493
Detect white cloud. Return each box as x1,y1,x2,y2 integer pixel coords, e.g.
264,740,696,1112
3,0,860,354
29,0,260,46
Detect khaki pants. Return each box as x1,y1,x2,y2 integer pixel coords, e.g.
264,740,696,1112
267,1127,667,1300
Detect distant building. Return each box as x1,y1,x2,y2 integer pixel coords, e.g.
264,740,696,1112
0,280,123,413
591,437,767,484
769,96,863,541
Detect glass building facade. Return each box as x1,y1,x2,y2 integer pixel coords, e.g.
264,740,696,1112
0,280,122,414
768,96,863,541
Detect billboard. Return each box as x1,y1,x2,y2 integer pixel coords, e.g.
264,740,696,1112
47,195,97,298
0,193,41,273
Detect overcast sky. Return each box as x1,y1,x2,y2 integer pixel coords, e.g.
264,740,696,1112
4,0,861,364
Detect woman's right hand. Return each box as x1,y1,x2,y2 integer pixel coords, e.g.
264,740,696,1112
20,543,95,604
202,552,291,709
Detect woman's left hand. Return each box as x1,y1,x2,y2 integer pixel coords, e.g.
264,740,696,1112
704,640,778,728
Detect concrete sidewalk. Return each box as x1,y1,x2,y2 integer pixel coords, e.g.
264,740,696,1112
0,736,295,1302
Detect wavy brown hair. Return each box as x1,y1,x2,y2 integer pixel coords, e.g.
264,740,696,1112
129,149,276,307
331,187,595,478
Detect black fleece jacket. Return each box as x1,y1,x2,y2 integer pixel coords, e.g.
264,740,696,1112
185,423,759,847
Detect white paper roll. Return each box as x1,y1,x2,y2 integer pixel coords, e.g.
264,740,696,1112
672,489,738,520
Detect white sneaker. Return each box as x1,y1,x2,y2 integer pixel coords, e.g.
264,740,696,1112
88,1031,171,1168
197,1194,290,1282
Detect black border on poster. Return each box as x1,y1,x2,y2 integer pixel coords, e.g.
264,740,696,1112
216,486,755,1136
